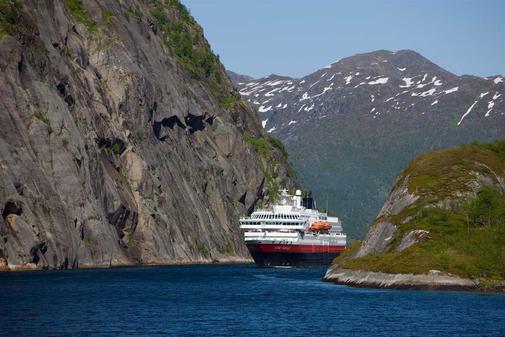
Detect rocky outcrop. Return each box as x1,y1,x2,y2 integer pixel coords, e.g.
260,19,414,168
354,177,417,257
395,230,429,252
0,1,294,270
324,267,478,291
325,142,505,291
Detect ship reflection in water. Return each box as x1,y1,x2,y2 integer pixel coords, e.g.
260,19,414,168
240,189,347,267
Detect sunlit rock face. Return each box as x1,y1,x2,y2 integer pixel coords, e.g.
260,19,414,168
0,0,294,270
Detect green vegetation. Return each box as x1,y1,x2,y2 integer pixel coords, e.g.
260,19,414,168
110,143,122,155
31,111,54,135
244,135,289,159
217,243,233,255
101,9,113,25
0,0,21,39
218,93,240,110
268,136,288,158
32,111,50,125
150,0,218,79
149,0,238,110
124,5,143,21
62,138,69,149
195,240,209,255
340,141,505,285
119,170,133,193
63,0,114,32
332,240,362,265
243,133,294,203
127,234,134,248
344,198,505,280
63,0,97,32
245,136,271,158
398,142,505,201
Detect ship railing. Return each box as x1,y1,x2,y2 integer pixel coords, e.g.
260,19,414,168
240,224,305,230
244,231,298,238
239,218,306,224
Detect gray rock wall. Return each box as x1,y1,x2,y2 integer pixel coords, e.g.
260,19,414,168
0,1,292,270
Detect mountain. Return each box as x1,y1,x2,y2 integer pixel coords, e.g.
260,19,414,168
230,50,505,239
0,0,293,270
226,70,254,86
324,141,505,291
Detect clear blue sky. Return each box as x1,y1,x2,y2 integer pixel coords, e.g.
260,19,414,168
181,0,505,79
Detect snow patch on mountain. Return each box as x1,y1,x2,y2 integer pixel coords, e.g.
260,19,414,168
458,93,489,126
368,77,389,85
304,103,315,112
400,78,414,88
412,88,436,97
444,87,459,94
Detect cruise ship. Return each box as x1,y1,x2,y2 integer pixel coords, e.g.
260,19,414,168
239,189,346,267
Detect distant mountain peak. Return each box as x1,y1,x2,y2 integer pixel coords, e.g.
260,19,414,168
228,49,504,239
226,70,254,85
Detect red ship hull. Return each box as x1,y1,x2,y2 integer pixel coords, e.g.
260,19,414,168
246,243,345,268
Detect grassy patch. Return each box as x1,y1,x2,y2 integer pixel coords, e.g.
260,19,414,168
342,142,505,285
268,136,288,158
125,5,143,21
150,0,219,80
217,243,233,255
149,1,240,110
0,0,22,39
101,9,113,25
32,111,50,125
195,241,209,255
332,240,362,266
245,136,271,158
398,143,505,201
127,234,134,248
64,0,97,32
344,188,505,280
218,93,239,110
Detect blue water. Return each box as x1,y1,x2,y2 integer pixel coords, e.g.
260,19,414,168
1,264,504,337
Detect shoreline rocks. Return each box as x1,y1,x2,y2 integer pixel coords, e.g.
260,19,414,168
0,256,253,272
323,266,487,292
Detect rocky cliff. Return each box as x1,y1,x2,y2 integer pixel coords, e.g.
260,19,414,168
0,0,294,270
324,141,505,291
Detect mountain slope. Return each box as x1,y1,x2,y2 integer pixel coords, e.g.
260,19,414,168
226,70,254,86
0,0,293,270
324,142,505,291
231,50,505,238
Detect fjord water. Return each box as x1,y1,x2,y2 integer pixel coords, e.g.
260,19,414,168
1,265,504,337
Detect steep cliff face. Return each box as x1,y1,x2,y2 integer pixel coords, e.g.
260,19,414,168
325,142,505,290
0,0,294,270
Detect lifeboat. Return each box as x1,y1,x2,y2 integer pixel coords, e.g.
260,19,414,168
309,221,332,232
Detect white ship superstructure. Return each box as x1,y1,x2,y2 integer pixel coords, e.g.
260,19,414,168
239,189,347,267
